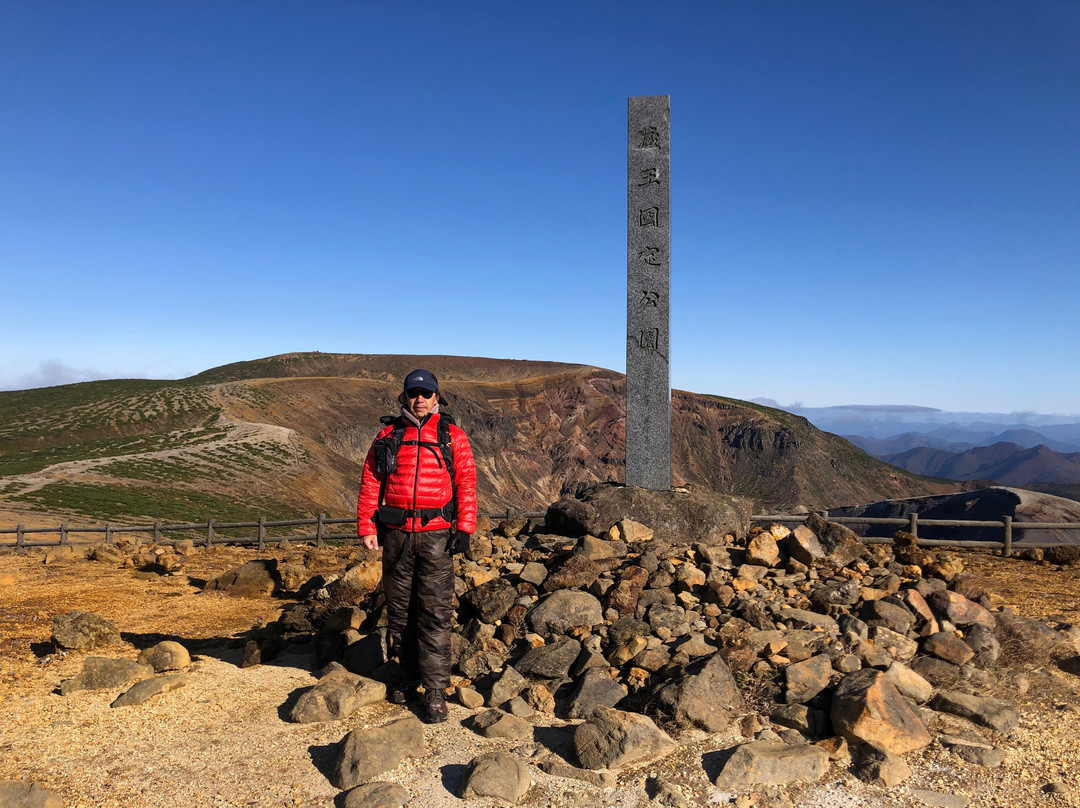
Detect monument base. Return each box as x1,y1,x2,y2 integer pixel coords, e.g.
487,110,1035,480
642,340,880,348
546,483,751,544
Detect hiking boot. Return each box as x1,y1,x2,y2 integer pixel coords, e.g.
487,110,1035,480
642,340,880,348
423,689,448,723
389,679,419,705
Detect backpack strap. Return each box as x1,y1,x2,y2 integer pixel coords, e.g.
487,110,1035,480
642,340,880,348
376,416,407,514
437,413,457,524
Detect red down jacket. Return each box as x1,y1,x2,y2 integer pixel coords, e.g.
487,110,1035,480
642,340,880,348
356,412,477,536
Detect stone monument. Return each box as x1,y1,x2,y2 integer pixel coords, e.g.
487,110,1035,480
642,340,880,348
625,95,671,490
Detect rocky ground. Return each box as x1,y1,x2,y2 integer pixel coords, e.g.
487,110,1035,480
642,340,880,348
2,486,1080,808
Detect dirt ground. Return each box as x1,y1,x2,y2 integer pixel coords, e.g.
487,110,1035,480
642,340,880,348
1,543,1079,808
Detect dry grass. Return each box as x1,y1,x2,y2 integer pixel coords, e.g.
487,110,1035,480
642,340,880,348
958,550,1080,622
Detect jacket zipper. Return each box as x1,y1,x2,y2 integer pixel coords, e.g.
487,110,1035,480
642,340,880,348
410,414,427,531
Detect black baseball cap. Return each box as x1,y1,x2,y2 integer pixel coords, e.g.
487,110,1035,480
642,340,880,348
403,369,439,393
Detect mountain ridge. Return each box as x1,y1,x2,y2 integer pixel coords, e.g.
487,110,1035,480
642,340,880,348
0,353,955,523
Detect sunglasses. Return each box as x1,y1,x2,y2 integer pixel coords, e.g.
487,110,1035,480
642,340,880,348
407,388,436,399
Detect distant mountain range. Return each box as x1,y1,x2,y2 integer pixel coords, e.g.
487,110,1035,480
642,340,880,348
751,400,1080,490
881,443,1080,485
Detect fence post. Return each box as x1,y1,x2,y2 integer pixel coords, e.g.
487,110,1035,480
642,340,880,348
206,520,215,547
154,521,162,543
316,512,325,548
908,512,918,539
105,522,113,544
16,524,24,549
1002,516,1013,558
506,507,515,521
60,523,68,546
258,517,266,551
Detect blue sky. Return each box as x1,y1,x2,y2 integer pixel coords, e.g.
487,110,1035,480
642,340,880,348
1,1,1077,412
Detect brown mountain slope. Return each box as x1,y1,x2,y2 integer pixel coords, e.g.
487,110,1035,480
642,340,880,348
0,353,954,522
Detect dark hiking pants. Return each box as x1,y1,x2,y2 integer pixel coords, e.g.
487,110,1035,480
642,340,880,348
381,528,454,691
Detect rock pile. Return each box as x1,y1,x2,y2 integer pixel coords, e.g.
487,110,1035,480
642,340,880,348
26,482,1080,806
230,483,1080,803
50,622,194,709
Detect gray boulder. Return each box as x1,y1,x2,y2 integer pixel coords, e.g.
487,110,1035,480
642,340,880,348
111,673,188,707
574,706,677,770
869,626,918,662
995,611,1071,657
647,604,690,637
939,733,1006,767
712,741,830,788
884,662,934,704
464,578,517,624
537,756,616,787
546,483,751,543
461,751,531,803
925,590,995,629
803,513,869,566
0,781,64,808
770,704,830,737
289,667,386,723
518,562,548,587
137,641,190,673
59,657,153,695
909,657,964,687
472,708,533,740
488,666,527,707
810,579,862,608
204,559,279,598
783,526,826,566
527,590,602,636
784,654,834,705
779,608,839,633
340,782,411,808
657,654,745,733
568,668,627,719
860,600,915,634
608,615,651,646
963,624,1001,668
331,716,425,788
922,632,976,666
51,610,121,651
515,636,581,679
930,691,1020,734
830,669,932,755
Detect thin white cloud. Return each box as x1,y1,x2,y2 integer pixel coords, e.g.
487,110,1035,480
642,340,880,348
0,360,117,391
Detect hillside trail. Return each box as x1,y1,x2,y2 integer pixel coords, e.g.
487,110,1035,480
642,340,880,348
8,384,301,495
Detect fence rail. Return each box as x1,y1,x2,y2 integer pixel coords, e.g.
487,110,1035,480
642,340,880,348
751,512,1080,556
0,509,545,551
3,509,1075,557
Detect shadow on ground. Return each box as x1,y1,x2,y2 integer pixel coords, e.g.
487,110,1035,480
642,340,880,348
308,741,340,786
701,746,739,782
440,763,467,798
533,724,579,765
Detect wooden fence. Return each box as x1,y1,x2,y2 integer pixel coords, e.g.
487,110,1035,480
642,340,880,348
0,509,545,551
750,512,1080,557
2,509,1077,557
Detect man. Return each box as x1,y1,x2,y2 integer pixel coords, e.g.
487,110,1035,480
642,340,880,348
357,368,477,723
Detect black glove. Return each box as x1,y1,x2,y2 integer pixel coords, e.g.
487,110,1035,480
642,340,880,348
447,530,471,555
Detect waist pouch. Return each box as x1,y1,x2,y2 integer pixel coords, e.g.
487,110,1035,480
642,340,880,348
377,502,455,527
